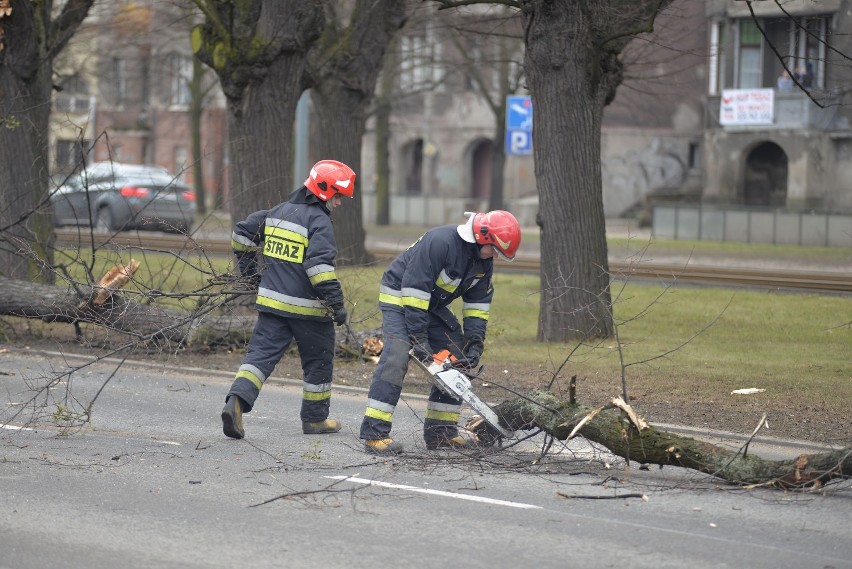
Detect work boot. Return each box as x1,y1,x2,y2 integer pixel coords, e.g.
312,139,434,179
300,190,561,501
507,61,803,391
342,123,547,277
364,438,404,454
221,396,245,439
302,419,343,434
425,435,468,450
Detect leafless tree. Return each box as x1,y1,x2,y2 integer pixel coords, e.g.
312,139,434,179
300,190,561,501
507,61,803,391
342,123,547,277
429,0,684,343
192,0,323,225
304,0,410,265
0,0,96,282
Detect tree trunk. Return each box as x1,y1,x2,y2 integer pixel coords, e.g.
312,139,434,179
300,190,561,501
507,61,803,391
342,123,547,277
489,113,507,212
307,0,408,266
479,391,851,488
0,276,256,347
226,55,305,224
373,36,398,227
311,83,370,265
0,1,54,282
192,0,323,226
190,55,206,218
523,2,613,341
520,0,675,342
488,33,511,212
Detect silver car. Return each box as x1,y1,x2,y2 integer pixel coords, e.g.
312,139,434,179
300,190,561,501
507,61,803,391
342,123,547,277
51,162,196,233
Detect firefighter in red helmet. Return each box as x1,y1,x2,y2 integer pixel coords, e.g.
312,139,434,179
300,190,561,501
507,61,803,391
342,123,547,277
359,210,522,453
221,160,356,440
470,210,522,261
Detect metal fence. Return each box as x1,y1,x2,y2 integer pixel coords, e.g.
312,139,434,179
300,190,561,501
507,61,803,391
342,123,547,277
652,202,852,248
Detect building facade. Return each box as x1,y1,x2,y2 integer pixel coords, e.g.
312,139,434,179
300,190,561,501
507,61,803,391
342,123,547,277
361,0,851,227
51,1,851,226
51,1,228,209
359,2,710,225
703,0,852,212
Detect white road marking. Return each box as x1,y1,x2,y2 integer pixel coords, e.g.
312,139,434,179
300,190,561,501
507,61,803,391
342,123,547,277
1,424,33,431
325,475,542,510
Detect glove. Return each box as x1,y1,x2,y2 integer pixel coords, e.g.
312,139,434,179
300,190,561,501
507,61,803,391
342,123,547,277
332,304,348,327
461,337,484,369
237,252,259,277
451,356,477,371
410,338,433,363
236,252,261,290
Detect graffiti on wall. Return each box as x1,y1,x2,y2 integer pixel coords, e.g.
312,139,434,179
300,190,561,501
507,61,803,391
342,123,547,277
601,137,690,217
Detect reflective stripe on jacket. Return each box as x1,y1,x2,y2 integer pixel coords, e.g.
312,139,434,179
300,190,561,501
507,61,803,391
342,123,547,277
379,224,493,343
231,188,343,321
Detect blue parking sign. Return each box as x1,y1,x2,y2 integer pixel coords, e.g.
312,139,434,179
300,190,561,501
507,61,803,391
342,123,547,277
506,95,532,131
505,129,532,155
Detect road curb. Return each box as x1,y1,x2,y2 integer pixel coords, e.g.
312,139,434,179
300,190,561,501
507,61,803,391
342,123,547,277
17,347,427,400
651,422,837,453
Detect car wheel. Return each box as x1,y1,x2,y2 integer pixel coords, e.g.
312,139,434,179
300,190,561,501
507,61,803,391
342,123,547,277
95,208,114,232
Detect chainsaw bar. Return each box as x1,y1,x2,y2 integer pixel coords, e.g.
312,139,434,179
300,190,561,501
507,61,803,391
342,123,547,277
411,351,514,440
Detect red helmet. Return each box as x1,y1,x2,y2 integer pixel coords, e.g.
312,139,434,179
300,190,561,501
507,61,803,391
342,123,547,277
304,160,356,201
472,210,521,260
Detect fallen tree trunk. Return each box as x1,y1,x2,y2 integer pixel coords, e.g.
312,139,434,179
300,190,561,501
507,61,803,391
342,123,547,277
0,275,256,347
478,391,851,488
0,274,373,356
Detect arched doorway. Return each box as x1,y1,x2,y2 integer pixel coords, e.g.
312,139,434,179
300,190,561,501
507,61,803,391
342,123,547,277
471,139,492,200
743,142,788,207
401,139,423,194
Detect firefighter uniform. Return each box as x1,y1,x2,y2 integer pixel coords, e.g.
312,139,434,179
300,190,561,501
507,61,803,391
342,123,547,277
359,224,493,446
226,187,345,423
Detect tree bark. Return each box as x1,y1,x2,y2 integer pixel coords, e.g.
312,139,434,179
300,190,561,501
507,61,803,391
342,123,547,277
190,55,207,218
306,0,409,265
192,0,323,225
0,0,94,282
520,0,674,342
479,391,851,488
373,35,398,227
0,275,255,347
488,29,513,212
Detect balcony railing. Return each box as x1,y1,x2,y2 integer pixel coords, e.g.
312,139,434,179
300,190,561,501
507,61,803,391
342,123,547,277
707,91,842,131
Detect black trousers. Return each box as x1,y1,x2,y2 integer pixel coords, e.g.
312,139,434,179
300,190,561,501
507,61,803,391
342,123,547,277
227,311,335,422
359,306,466,442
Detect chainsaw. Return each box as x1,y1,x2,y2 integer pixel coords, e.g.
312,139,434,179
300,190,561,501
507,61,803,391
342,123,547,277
410,349,514,441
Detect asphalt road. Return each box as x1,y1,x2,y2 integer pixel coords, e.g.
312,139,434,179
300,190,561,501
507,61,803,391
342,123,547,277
2,349,851,569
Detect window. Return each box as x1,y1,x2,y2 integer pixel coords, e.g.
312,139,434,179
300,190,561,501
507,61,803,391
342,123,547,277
792,17,827,89
463,38,497,95
464,40,483,91
169,54,193,107
737,20,762,88
725,15,830,92
433,40,445,94
55,75,90,113
399,31,443,92
688,142,701,170
113,58,126,104
55,139,88,172
399,36,418,91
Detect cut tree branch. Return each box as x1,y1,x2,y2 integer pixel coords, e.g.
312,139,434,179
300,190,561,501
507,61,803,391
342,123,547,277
471,390,851,488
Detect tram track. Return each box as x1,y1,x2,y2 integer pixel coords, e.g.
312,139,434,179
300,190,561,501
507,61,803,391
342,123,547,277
54,229,852,294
